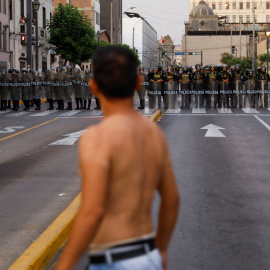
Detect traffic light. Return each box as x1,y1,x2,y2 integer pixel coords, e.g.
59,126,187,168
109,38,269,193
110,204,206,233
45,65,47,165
189,52,196,55
21,36,26,46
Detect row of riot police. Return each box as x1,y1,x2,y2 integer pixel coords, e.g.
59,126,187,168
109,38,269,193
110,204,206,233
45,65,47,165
137,64,270,110
0,67,100,111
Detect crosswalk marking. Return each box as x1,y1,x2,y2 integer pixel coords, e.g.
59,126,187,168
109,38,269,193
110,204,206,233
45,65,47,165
0,111,9,115
88,110,103,116
267,108,270,112
217,108,233,114
192,108,206,114
139,109,156,115
242,108,259,114
165,109,181,114
30,110,59,117
59,110,85,117
6,112,30,117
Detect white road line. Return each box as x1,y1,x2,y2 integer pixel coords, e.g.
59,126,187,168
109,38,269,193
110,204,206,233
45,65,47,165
254,115,270,132
192,108,206,114
6,112,29,117
165,109,181,114
217,108,233,114
30,110,59,117
139,109,156,115
59,110,85,117
267,108,270,112
0,111,9,115
242,108,259,114
87,110,103,116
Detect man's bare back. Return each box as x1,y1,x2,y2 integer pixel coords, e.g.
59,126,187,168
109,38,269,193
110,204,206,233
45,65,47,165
81,112,167,249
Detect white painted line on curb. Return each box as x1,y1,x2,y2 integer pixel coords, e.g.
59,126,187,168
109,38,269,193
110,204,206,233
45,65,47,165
254,115,270,132
140,109,156,115
217,108,233,114
165,109,181,114
192,108,206,114
31,110,59,117
242,108,259,114
6,112,29,117
59,110,85,117
0,111,9,114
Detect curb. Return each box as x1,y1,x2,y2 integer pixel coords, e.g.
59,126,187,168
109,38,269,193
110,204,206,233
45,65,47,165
8,109,163,270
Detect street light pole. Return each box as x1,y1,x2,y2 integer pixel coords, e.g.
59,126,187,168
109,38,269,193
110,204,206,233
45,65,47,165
267,32,270,74
26,0,32,70
97,30,101,48
33,0,40,71
252,1,256,72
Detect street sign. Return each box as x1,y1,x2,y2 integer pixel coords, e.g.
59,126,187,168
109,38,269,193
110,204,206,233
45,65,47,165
175,52,184,55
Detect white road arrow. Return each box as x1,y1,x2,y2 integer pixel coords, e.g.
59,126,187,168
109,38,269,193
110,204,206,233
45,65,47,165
201,124,226,138
49,130,85,146
0,126,25,134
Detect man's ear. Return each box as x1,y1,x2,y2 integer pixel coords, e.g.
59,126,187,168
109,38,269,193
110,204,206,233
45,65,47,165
90,78,99,96
135,74,143,91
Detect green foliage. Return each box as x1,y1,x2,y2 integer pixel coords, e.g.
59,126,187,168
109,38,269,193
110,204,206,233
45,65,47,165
97,41,141,66
258,53,267,67
220,52,252,72
47,4,97,65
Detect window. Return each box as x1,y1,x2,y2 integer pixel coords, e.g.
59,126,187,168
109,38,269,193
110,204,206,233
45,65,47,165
239,15,243,23
3,0,6,14
266,15,270,22
255,15,257,22
232,2,236,9
226,16,230,23
246,2,250,9
239,2,243,9
246,15,250,22
225,2,229,9
267,2,270,9
9,0,12,20
96,12,100,25
219,2,222,9
3,25,7,51
212,3,216,9
43,7,46,29
232,15,236,23
0,0,2,12
21,0,24,16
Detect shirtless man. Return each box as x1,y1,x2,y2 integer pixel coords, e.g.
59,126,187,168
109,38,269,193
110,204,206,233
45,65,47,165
56,46,180,270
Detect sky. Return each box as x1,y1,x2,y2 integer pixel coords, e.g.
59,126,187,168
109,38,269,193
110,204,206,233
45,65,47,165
122,0,190,45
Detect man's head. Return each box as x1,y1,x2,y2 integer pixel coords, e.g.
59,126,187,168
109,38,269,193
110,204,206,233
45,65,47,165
92,46,139,99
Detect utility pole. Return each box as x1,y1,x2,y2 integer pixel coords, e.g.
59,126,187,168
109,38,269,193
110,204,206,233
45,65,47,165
26,0,32,70
252,1,256,72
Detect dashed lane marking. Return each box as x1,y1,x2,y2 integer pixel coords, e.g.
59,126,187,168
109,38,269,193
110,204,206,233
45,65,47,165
254,115,270,132
6,112,30,117
30,110,59,117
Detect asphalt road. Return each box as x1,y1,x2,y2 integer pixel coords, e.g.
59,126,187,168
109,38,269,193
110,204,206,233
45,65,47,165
1,100,270,270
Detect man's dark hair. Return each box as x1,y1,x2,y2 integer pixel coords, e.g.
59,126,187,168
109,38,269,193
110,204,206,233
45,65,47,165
93,46,139,99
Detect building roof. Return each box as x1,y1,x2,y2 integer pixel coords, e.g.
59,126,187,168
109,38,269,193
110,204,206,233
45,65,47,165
190,1,214,16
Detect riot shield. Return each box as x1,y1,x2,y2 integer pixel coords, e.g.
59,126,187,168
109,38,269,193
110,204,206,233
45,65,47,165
245,80,256,108
194,81,204,108
21,73,31,101
164,81,178,109
259,80,268,108
148,81,161,109
181,83,190,109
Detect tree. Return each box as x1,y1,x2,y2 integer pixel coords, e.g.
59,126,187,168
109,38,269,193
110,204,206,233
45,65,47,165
98,41,141,66
220,52,252,72
47,4,97,65
257,53,267,67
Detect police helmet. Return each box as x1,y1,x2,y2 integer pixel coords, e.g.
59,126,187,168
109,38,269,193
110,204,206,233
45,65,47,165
15,69,20,73
66,65,72,72
2,69,7,75
44,69,51,75
222,64,227,70
260,66,266,73
182,65,188,73
33,70,39,76
149,68,154,73
217,65,223,73
204,67,210,73
235,64,241,72
168,66,173,72
175,65,180,71
85,68,91,74
22,68,28,74
56,66,62,72
195,64,201,71
231,65,236,71
74,68,80,74
163,68,168,73
246,69,254,76
156,66,162,73
210,65,216,71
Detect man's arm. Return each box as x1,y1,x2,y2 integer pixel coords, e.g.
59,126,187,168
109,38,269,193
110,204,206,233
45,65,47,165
56,128,110,270
156,139,180,269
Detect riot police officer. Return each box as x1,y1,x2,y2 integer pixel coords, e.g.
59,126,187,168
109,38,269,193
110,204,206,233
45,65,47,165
217,64,231,108
192,64,205,108
31,70,41,110
257,66,269,108
73,68,83,110
83,68,92,110
179,65,191,109
204,66,211,108
21,68,31,110
147,68,155,109
208,65,218,109
231,64,245,108
0,69,9,110
164,66,179,109
153,66,165,109
44,69,54,110
53,67,65,110
64,65,73,110
245,69,257,108
137,67,147,109
9,68,20,110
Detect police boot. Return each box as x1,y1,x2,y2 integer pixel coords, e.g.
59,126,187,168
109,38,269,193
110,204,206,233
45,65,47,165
60,100,64,110
67,102,72,110
7,100,11,109
141,99,145,109
0,100,3,110
12,101,18,111
83,100,87,110
23,100,30,110
47,99,54,110
56,100,61,110
87,99,91,110
137,99,143,109
2,100,7,110
75,98,80,110
94,98,100,110
36,99,41,110
79,98,83,110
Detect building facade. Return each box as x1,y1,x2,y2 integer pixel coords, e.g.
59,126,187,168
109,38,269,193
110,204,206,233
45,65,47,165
9,0,53,71
100,0,122,44
0,0,10,71
122,17,157,69
189,0,270,23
